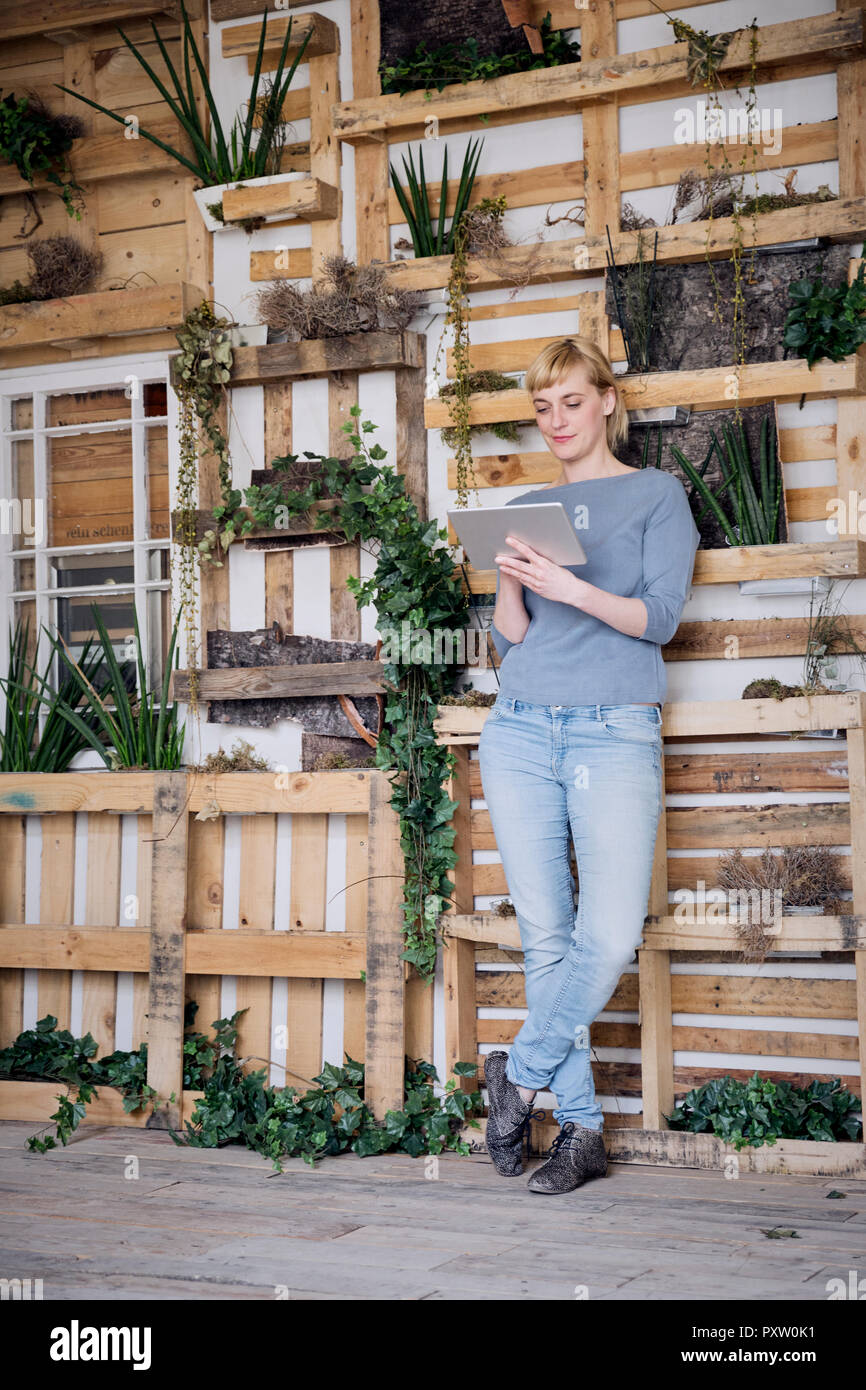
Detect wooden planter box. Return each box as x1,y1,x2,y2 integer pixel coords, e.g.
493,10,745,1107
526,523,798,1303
0,283,204,356
374,198,866,296
333,10,865,144
226,330,426,386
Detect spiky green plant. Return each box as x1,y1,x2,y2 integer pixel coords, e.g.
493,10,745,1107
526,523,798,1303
0,621,102,772
389,137,484,258
56,2,310,188
669,414,781,546
41,605,185,770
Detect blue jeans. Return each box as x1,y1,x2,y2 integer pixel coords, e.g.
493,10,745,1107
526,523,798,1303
477,698,664,1131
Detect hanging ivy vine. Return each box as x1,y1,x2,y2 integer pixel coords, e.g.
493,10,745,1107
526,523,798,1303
172,303,249,709
251,408,471,979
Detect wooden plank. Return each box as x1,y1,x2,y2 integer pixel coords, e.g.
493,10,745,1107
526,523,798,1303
0,924,369,975
221,176,339,224
665,614,866,663
0,283,203,352
236,815,276,1075
227,331,425,386
308,46,342,278
342,810,369,1063
220,12,339,64
378,197,866,292
395,364,428,522
263,382,294,633
35,812,74,1031
172,661,385,702
442,746,478,1093
0,1080,203,1127
0,814,26,1047
477,969,857,1019
146,772,188,1130
435,692,865,742
364,773,405,1118
458,533,866,594
132,813,152,1048
0,773,156,814
184,815,223,1039
333,10,866,141
351,0,389,264
845,713,866,1124
0,116,184,196
82,814,121,1056
186,771,375,815
425,354,866,428
0,1,187,42
328,370,362,643
249,247,313,281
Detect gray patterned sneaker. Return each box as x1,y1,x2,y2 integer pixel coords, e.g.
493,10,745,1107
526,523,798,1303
483,1051,535,1176
527,1121,608,1194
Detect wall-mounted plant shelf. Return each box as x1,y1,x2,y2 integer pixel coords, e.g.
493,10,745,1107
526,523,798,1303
0,282,205,356
2,0,200,43
332,10,866,143
454,538,866,597
221,176,338,226
226,329,426,386
434,690,866,742
221,11,339,69
426,352,866,430
376,198,866,295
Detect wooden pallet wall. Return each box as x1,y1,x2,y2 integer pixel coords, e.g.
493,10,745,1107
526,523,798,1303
0,768,408,1123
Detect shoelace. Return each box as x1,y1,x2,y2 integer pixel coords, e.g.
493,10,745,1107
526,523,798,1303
546,1121,580,1158
521,1106,546,1157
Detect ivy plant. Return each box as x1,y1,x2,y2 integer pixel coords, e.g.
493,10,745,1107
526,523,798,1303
783,250,866,368
0,92,83,218
665,1070,862,1149
6,1011,482,1167
248,408,471,977
379,13,580,95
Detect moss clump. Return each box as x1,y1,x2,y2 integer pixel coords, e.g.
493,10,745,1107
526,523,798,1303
312,750,378,770
194,739,270,772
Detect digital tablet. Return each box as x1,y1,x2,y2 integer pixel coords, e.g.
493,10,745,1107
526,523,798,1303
447,502,587,572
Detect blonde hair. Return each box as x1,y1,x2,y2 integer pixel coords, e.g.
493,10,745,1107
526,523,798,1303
524,335,629,451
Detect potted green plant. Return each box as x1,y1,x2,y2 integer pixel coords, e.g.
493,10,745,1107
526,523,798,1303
0,92,84,219
57,3,311,234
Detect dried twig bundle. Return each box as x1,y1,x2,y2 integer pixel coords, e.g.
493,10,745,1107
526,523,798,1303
717,846,847,959
256,254,427,339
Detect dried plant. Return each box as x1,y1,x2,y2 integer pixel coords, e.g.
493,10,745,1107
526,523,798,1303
717,846,847,960
621,202,658,231
26,234,102,300
256,254,427,339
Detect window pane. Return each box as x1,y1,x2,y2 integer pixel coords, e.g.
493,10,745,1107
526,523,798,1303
47,387,130,428
8,439,42,549
10,397,33,430
50,588,137,665
49,428,133,547
144,382,167,418
146,423,170,541
13,556,35,592
12,600,38,666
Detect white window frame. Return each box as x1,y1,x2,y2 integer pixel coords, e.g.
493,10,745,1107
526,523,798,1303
0,352,173,690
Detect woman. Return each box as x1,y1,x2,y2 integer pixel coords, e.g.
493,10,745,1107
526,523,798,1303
479,335,700,1194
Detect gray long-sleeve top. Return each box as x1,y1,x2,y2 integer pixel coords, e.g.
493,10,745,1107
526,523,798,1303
489,468,701,705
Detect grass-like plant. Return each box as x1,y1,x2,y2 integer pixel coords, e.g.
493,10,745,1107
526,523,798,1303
0,620,102,772
42,604,185,770
389,137,484,258
56,2,310,189
669,414,781,546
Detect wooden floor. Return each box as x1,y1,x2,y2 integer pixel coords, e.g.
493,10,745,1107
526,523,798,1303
2,1120,865,1300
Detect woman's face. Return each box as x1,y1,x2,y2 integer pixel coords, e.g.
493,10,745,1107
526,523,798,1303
531,362,615,462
